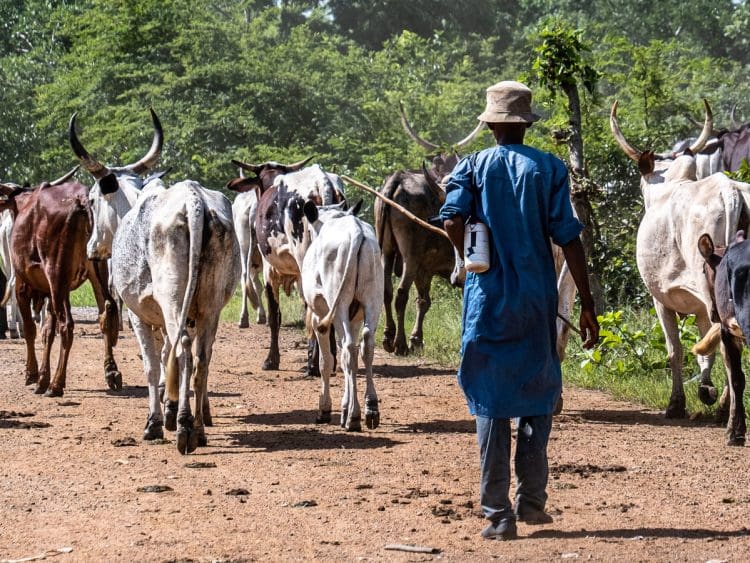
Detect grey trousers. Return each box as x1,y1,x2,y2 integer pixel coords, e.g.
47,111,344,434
476,414,553,522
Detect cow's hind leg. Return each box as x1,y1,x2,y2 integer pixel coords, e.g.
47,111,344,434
130,313,165,441
37,306,58,395
410,273,433,352
16,285,38,386
239,271,250,328
89,260,122,391
393,268,416,356
654,301,687,418
362,322,380,430
340,321,362,432
695,314,719,406
46,295,76,397
720,332,746,446
262,282,281,370
381,249,397,353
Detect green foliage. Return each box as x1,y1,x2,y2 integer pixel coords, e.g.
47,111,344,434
725,159,750,183
531,19,599,98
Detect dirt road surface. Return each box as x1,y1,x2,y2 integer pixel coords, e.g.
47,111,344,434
1,313,749,562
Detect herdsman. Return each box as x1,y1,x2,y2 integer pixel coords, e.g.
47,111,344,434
440,80,599,540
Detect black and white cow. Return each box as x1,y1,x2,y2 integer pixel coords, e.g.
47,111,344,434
226,161,346,374
111,176,240,453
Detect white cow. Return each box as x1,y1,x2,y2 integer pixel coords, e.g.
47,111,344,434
0,210,23,338
288,199,383,430
231,188,266,327
112,178,240,453
611,99,750,418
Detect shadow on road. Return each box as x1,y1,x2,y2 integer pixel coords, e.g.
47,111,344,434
392,419,474,434
224,427,403,451
562,408,721,428
528,527,750,540
374,363,456,378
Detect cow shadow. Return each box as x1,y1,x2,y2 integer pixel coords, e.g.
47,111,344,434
528,526,750,540
374,363,456,379
392,419,475,434
562,408,722,428
223,427,402,452
236,409,319,426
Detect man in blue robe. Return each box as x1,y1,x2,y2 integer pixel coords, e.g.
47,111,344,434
440,80,599,540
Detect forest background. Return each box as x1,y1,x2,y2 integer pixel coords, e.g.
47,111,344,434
3,0,750,411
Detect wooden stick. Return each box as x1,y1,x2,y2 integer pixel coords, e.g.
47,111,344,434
341,175,451,241
384,543,440,554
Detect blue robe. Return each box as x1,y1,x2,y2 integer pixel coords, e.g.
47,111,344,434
440,144,583,418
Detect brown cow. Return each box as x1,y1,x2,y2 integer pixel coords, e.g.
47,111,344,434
0,173,120,396
376,104,483,355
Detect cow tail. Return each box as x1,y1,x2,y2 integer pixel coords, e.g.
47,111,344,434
317,222,364,335
0,272,13,307
692,322,722,356
166,186,205,402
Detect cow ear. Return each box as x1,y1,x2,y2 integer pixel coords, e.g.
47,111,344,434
225,177,259,193
303,200,318,223
697,233,715,260
99,173,120,195
736,230,746,244
349,199,363,217
638,151,655,176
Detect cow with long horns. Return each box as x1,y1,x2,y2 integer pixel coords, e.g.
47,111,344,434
611,99,750,418
0,167,121,396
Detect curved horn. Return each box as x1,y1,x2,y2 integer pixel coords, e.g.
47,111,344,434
730,102,740,130
124,108,164,174
231,159,262,175
69,112,110,180
453,121,485,150
687,99,713,155
609,100,642,162
399,101,440,152
286,155,313,171
49,165,80,186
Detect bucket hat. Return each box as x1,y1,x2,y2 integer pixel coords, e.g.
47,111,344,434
477,81,541,124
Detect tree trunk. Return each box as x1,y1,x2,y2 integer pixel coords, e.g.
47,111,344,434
561,83,607,314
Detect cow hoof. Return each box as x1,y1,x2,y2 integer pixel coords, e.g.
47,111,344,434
25,373,38,386
143,416,164,441
44,387,63,398
239,319,250,329
698,384,718,406
727,434,745,447
382,337,394,354
316,410,332,424
106,370,123,392
164,400,178,432
365,411,380,430
409,337,424,352
394,343,409,356
340,408,348,428
257,314,267,325
665,402,687,419
34,381,49,394
203,411,213,427
305,367,320,379
176,428,199,455
262,358,279,371
346,418,362,432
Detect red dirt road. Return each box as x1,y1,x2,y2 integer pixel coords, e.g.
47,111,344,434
1,315,750,561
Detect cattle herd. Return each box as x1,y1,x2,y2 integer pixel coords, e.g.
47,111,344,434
1,101,750,454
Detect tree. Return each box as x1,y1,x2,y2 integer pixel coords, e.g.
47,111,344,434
530,19,606,312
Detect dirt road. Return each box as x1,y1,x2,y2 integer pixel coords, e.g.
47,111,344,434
1,315,749,561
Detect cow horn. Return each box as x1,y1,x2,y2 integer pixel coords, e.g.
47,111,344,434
69,112,111,180
49,165,80,186
0,183,16,196
399,101,440,152
124,108,164,174
453,121,485,150
232,159,262,174
286,155,313,171
609,100,642,162
687,99,713,155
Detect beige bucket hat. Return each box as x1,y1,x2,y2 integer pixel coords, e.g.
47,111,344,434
477,80,541,124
